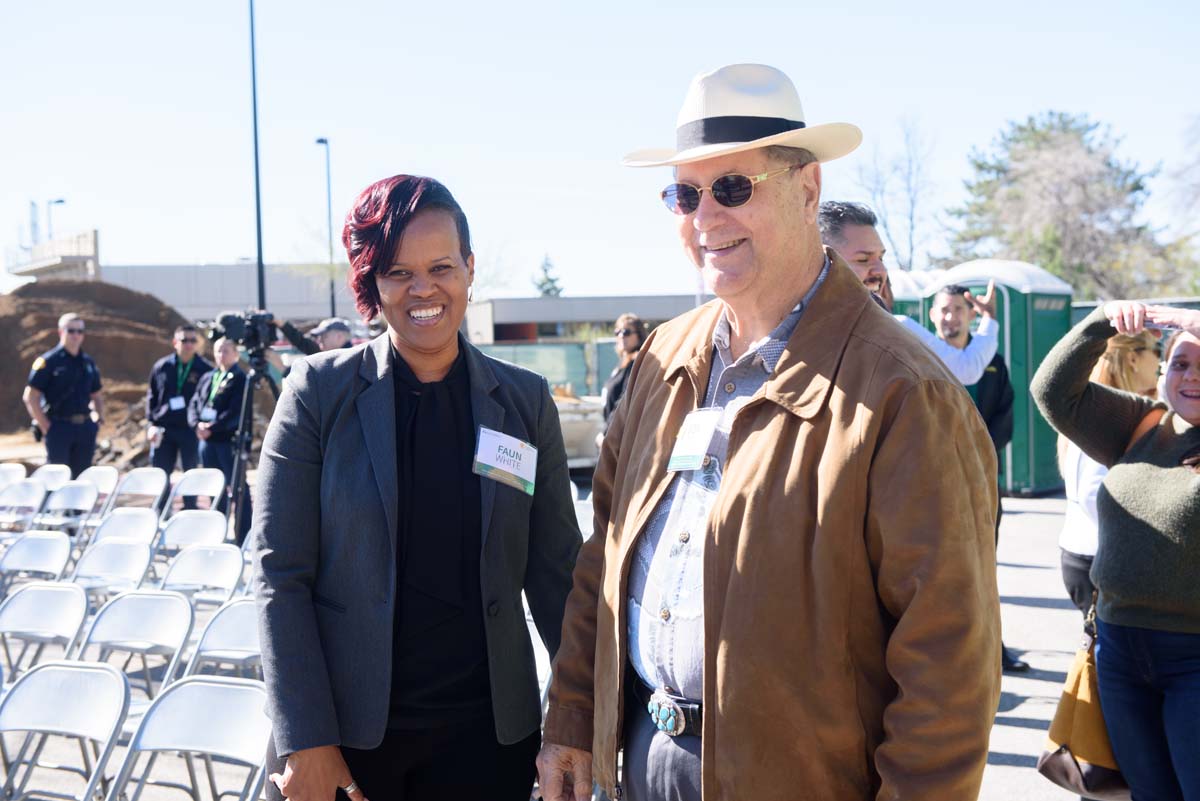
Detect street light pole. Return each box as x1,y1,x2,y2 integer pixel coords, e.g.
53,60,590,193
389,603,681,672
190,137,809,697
315,137,335,317
248,0,267,310
46,198,65,241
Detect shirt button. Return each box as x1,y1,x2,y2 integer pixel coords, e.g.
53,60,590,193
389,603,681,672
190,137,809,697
724,381,736,394
487,601,500,617
678,531,690,544
660,607,671,621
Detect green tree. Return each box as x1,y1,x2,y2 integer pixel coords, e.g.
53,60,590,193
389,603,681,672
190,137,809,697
533,254,563,297
946,112,1193,299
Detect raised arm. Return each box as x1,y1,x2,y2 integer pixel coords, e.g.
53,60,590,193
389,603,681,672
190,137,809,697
896,315,998,385
1030,306,1159,468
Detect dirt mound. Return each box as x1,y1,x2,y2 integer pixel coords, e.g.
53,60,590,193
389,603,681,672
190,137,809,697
0,281,190,465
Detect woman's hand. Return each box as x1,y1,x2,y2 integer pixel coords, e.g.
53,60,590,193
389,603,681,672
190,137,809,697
1103,300,1151,335
269,745,367,801
1145,305,1200,338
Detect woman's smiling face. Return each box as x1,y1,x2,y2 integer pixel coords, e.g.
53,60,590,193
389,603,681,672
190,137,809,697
1164,334,1200,425
375,208,474,375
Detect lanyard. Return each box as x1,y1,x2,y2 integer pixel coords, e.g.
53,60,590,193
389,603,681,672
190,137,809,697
207,371,227,406
175,358,194,394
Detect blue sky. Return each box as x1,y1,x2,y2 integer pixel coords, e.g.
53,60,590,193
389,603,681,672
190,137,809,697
1,0,1196,299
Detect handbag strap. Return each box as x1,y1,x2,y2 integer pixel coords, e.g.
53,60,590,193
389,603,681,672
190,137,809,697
1125,407,1166,454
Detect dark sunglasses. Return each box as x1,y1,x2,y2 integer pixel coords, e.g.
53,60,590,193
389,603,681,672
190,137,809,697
614,328,636,337
661,165,800,215
65,328,85,335
1136,345,1164,358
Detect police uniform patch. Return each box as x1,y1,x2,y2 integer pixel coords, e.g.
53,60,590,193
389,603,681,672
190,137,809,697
32,357,46,371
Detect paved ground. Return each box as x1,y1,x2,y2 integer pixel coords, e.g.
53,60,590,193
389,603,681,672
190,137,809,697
982,494,1077,800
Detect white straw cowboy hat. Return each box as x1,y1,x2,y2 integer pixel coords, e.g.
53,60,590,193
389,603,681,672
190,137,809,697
623,63,862,168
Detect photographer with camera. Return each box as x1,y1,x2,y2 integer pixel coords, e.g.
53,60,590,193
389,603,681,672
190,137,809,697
275,316,354,355
188,337,252,543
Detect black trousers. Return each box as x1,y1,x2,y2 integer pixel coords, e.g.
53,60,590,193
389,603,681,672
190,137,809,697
264,722,539,801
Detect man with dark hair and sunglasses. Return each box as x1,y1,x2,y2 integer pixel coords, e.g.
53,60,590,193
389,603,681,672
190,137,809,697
145,324,213,487
538,64,1001,801
818,200,999,386
23,312,105,477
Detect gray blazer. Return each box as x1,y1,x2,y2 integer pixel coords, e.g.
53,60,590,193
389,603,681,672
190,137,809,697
250,334,582,755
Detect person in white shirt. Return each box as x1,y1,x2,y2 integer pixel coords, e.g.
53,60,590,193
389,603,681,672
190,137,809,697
1055,327,1162,614
818,201,998,385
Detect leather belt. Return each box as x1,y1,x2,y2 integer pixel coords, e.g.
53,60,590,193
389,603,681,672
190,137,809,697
633,681,702,737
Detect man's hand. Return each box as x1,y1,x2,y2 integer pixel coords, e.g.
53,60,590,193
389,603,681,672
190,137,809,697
1145,304,1200,338
965,280,996,319
196,423,212,441
269,744,366,801
536,743,593,801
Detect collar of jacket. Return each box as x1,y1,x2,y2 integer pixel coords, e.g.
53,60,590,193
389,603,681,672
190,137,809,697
358,331,499,392
662,247,871,420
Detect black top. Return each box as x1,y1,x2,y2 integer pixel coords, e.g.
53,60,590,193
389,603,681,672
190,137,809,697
601,361,634,429
147,353,213,429
388,345,491,729
27,345,102,418
964,347,1015,455
187,365,247,443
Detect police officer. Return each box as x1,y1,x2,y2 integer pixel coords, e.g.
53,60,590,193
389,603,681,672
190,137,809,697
188,337,251,543
146,324,212,482
22,313,104,478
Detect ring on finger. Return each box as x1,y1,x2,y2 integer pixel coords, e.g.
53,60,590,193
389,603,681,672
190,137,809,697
341,780,359,795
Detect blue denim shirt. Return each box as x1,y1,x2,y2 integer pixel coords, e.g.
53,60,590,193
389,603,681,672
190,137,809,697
627,258,830,700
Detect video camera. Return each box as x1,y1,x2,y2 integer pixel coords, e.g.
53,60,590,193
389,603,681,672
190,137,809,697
210,310,277,354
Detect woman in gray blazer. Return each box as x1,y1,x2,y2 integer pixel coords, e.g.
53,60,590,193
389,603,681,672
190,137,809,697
251,175,582,801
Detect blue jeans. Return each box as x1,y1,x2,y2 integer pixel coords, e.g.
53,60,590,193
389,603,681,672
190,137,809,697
45,419,97,478
1095,619,1200,801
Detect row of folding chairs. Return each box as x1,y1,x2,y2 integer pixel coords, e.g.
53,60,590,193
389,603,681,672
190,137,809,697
0,663,269,801
0,463,73,494
0,464,228,539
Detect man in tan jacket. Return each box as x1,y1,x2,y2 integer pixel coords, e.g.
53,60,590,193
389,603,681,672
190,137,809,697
537,64,1001,801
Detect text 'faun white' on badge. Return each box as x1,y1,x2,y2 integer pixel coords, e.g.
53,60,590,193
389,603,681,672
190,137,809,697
667,408,722,472
473,427,538,496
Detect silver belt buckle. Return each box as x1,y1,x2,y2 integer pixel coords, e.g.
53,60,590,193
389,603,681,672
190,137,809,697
646,689,686,736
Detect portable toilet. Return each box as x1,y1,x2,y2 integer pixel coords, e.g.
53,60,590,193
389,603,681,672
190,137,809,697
888,269,943,322
922,259,1073,495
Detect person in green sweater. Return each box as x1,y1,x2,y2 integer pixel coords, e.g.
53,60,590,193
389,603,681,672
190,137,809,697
1031,300,1200,801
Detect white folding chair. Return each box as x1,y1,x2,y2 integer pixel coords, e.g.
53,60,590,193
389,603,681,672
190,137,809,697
90,507,160,547
76,590,193,702
0,464,26,494
102,676,271,801
0,661,129,801
160,545,244,609
524,595,553,720
160,468,226,523
77,465,119,516
183,598,261,679
0,531,71,595
107,467,169,513
156,510,228,561
0,481,48,539
29,464,71,493
29,480,99,536
0,582,87,684
574,499,594,538
70,540,151,610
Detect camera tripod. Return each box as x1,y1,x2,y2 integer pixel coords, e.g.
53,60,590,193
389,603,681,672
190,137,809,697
227,348,280,545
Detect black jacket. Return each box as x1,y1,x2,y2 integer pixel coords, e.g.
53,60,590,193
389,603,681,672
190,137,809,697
968,351,1015,454
146,353,213,429
187,365,247,442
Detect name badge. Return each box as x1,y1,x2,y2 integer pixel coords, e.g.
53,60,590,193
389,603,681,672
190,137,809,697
200,408,217,422
168,396,186,411
473,427,537,496
667,408,722,472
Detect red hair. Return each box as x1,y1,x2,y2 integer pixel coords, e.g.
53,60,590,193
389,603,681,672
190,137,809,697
343,175,472,320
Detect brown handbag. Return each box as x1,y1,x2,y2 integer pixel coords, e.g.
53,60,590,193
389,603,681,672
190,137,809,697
1036,605,1130,800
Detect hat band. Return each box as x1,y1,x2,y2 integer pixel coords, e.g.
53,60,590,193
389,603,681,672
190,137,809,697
676,116,806,151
